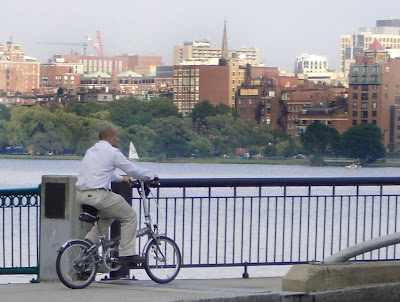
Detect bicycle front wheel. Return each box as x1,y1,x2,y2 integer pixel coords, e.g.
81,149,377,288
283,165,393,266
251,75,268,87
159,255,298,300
56,240,98,289
144,236,181,284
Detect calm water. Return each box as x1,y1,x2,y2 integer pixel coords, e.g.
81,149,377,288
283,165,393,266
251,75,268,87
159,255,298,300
1,158,398,189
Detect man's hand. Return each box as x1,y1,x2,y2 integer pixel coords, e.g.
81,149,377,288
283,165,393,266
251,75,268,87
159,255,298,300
150,174,160,185
122,176,131,183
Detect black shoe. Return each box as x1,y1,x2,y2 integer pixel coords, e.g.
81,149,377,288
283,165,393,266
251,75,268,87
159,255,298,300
119,255,146,264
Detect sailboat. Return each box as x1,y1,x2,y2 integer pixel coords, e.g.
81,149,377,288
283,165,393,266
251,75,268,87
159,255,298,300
128,141,139,161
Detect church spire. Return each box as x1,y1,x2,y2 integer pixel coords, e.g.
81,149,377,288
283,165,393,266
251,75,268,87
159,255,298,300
221,20,228,60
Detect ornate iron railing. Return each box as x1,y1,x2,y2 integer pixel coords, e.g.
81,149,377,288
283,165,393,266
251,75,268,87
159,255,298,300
0,186,41,282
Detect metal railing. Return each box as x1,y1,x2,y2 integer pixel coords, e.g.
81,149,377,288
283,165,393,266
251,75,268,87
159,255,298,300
132,177,400,271
3,177,400,281
0,186,41,282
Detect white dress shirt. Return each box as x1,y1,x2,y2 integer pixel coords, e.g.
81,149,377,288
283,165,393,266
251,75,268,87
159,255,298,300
76,140,153,190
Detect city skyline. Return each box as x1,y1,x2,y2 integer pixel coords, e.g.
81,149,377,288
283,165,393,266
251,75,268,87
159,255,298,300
2,0,400,72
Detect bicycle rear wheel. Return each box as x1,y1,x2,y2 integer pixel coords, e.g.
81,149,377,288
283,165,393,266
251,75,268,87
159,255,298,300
144,236,181,284
56,240,98,289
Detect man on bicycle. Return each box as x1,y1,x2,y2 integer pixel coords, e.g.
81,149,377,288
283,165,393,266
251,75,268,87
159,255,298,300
76,125,158,264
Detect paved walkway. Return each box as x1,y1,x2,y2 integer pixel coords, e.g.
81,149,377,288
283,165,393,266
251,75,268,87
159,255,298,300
0,277,288,302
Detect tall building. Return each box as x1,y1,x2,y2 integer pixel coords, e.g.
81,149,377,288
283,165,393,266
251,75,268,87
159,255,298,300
172,65,230,115
0,42,40,94
347,39,400,148
340,18,400,74
173,41,259,66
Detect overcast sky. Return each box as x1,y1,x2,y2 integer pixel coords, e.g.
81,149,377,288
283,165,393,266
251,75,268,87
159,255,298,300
2,0,400,72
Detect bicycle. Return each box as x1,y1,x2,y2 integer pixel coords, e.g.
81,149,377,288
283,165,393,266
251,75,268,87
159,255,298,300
56,179,182,289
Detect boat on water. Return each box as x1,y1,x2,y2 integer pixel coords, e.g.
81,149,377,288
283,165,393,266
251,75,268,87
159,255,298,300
128,141,139,161
344,163,361,169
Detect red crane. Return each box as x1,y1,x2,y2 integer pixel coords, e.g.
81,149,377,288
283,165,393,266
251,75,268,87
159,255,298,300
86,30,104,56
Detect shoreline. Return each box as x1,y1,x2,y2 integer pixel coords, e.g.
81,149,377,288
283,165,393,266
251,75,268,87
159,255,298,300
1,154,398,167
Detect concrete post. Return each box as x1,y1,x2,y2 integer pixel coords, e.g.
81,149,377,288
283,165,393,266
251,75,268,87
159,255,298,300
39,175,90,281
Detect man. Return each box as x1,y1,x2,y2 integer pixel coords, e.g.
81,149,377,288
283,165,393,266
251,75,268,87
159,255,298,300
76,125,157,264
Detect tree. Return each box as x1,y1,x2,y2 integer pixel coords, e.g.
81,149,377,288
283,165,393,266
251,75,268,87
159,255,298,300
340,123,385,163
301,122,340,155
149,117,196,159
0,104,11,121
190,100,216,125
65,101,105,117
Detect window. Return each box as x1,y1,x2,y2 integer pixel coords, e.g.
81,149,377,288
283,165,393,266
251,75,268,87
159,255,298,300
352,120,357,126
239,99,246,105
373,85,378,90
362,85,368,91
352,111,358,117
361,102,368,109
361,111,368,118
372,93,377,99
361,93,368,100
372,102,377,108
372,111,377,117
353,93,358,99
353,102,358,108
353,85,358,90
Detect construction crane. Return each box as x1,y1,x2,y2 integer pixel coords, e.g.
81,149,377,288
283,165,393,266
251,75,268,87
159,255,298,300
86,30,104,56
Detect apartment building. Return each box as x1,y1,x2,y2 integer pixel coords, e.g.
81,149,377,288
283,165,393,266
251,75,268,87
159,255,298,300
40,59,83,92
172,65,229,115
340,18,400,74
348,40,400,147
173,40,259,66
0,42,40,94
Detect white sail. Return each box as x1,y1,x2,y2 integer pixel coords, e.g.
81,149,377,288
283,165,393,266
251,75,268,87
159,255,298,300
128,141,139,161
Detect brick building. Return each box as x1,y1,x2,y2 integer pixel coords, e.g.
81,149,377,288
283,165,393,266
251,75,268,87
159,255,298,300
40,64,81,93
236,71,348,138
173,65,229,115
348,39,400,147
0,42,40,94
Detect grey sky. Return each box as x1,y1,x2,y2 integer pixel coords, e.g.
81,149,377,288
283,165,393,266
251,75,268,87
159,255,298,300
3,0,400,72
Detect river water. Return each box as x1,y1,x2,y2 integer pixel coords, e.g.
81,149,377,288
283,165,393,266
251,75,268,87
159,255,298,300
1,158,399,189
1,158,400,283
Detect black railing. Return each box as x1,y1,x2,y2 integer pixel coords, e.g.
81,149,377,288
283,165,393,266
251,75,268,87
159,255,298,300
2,177,400,281
132,177,400,269
0,186,41,282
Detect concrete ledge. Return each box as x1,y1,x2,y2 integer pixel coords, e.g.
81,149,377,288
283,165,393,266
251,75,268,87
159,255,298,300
282,261,400,292
312,282,400,302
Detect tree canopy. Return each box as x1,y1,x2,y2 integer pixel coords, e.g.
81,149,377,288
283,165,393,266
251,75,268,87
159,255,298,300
340,123,385,162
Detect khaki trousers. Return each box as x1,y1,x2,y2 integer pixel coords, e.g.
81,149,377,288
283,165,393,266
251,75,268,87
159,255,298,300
76,189,137,256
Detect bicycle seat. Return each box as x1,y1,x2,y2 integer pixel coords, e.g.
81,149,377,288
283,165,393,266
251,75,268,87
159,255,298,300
79,204,99,223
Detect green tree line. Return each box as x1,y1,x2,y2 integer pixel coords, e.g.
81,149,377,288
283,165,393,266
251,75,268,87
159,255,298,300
0,99,298,159
0,99,385,162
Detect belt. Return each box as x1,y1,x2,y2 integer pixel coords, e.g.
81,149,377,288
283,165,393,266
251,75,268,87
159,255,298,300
77,188,111,192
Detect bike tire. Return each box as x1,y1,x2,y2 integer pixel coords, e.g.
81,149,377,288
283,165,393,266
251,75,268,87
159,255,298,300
144,236,181,284
56,240,98,289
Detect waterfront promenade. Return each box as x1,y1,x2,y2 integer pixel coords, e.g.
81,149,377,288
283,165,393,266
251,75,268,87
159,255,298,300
3,276,400,302
1,277,285,302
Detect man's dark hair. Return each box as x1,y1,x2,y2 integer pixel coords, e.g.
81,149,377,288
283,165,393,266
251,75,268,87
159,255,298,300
99,125,116,140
